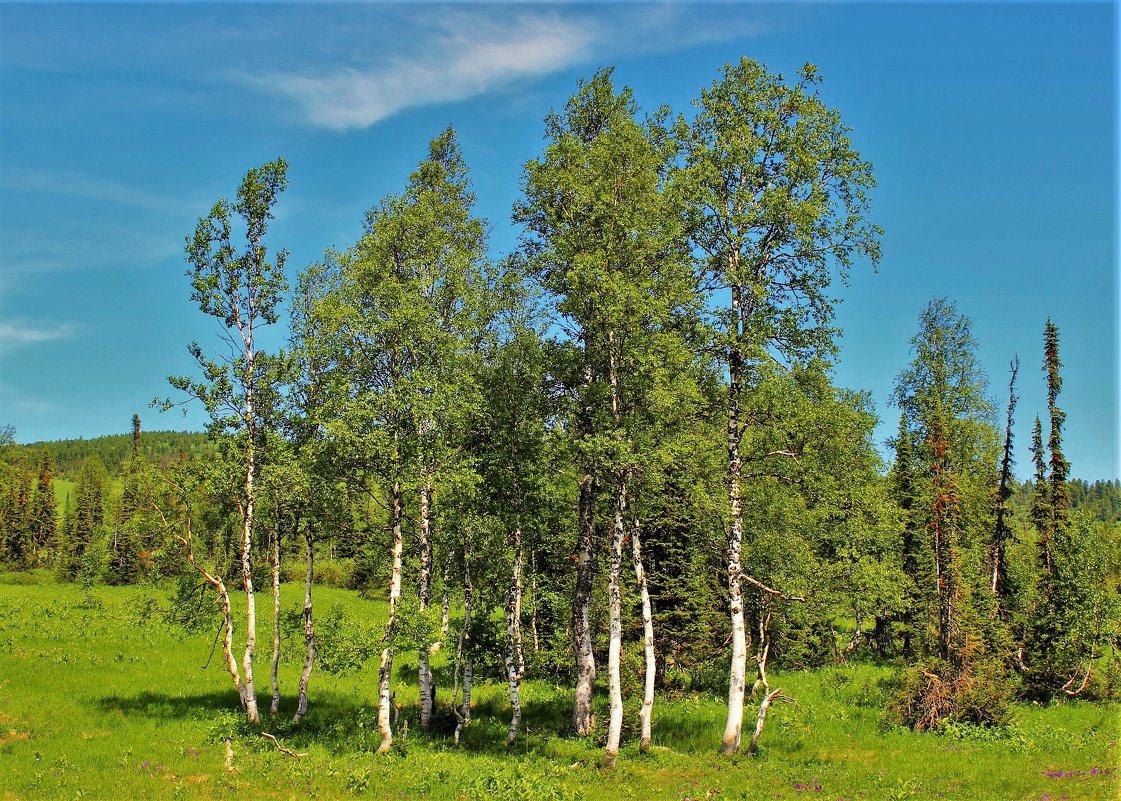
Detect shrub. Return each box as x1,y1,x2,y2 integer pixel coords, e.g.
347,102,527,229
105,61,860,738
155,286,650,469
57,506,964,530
890,657,1016,731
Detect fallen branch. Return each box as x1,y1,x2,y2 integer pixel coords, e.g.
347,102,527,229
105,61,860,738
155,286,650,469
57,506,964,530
747,687,786,756
260,732,305,759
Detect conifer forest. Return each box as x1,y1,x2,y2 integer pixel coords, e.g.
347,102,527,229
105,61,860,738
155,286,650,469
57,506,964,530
0,60,1117,800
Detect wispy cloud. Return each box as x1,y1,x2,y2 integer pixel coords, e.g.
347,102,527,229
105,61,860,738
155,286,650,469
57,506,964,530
0,167,188,212
0,321,76,347
250,12,598,131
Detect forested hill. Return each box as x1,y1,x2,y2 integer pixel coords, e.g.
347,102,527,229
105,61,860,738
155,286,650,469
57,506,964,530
1010,478,1121,525
7,431,213,478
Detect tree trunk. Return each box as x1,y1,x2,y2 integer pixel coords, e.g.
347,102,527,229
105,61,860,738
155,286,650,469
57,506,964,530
377,480,403,753
530,548,540,653
417,480,435,731
453,535,474,745
180,534,241,702
505,526,526,743
240,328,260,725
752,601,772,695
270,512,282,717
631,517,656,752
293,529,316,723
722,283,747,755
240,492,259,723
602,470,628,769
440,555,451,638
572,470,598,736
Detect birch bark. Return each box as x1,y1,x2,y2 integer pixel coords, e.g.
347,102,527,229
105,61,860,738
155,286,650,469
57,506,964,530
631,517,656,752
270,510,282,717
721,282,747,755
417,479,435,731
377,481,403,753
505,527,526,743
293,528,316,723
572,471,598,735
453,536,474,745
602,469,628,769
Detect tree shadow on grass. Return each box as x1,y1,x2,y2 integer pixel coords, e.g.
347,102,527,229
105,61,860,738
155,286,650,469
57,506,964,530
93,687,609,759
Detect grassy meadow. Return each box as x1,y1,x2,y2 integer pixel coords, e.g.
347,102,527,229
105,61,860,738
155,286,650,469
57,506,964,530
0,577,1116,800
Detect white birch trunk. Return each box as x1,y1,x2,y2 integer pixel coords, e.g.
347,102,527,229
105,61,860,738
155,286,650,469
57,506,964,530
602,470,628,769
453,537,474,745
293,529,315,723
240,309,260,724
270,516,281,717
505,528,525,743
377,481,403,753
721,282,747,755
240,490,259,722
631,517,656,752
417,480,434,731
530,549,540,653
181,538,241,700
440,555,451,638
572,472,597,735
747,687,783,756
572,359,597,736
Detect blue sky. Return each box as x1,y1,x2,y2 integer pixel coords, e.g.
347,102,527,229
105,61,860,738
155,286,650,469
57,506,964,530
0,3,1115,480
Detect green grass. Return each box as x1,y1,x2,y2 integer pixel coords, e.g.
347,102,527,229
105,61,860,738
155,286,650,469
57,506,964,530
0,581,1116,800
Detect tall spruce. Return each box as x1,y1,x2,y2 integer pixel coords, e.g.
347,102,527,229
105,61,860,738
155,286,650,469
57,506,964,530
1022,319,1108,698
1043,320,1070,534
991,358,1018,604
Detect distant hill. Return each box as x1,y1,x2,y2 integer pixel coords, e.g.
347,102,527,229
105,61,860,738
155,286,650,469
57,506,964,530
6,431,214,478
1009,478,1121,525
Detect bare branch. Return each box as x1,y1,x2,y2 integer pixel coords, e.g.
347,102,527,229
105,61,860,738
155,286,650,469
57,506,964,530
741,574,806,602
260,732,306,758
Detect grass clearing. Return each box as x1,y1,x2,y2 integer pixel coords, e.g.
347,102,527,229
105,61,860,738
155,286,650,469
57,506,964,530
0,582,1116,800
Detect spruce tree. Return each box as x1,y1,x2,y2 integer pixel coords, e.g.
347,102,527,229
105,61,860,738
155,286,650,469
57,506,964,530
991,358,1018,607
1043,320,1070,534
28,452,58,567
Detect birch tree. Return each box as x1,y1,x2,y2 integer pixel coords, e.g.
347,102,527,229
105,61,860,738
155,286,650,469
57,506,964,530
517,69,697,764
678,59,880,755
165,158,289,724
473,281,550,743
302,128,487,750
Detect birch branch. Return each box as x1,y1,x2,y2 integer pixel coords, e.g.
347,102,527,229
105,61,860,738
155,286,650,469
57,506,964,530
741,575,807,602
260,732,305,758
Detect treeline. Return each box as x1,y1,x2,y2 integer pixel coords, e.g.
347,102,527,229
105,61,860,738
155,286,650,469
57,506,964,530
0,415,188,583
2,60,1118,764
5,430,213,480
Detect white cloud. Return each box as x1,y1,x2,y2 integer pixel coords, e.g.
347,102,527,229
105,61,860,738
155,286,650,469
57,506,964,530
251,12,597,131
0,321,76,347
